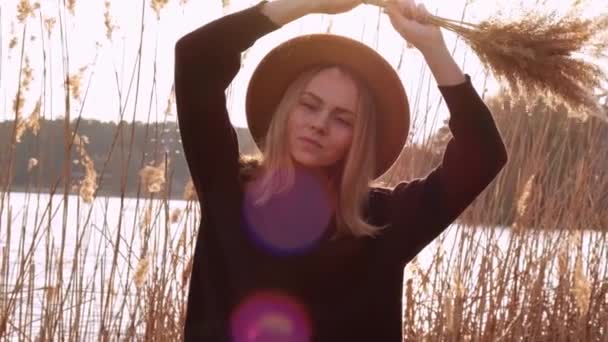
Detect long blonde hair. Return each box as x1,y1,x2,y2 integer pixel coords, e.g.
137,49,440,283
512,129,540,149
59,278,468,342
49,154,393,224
240,65,389,238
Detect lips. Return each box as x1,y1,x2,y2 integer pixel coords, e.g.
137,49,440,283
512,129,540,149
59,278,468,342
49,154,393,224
299,137,323,149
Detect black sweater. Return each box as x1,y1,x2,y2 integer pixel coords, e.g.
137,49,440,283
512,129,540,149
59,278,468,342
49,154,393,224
174,2,508,341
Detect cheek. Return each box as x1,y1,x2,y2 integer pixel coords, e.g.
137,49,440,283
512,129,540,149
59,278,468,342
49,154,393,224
332,128,354,154
288,110,306,132
287,112,300,139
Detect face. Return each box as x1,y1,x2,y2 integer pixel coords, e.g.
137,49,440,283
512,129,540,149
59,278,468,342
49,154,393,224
287,67,359,173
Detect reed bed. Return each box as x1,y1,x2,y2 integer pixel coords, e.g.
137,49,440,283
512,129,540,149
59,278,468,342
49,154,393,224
0,0,606,341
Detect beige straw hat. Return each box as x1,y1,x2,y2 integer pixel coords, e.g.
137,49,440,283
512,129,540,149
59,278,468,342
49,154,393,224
245,34,409,179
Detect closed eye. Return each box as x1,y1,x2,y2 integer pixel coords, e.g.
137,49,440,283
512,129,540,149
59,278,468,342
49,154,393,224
300,101,317,110
336,117,353,126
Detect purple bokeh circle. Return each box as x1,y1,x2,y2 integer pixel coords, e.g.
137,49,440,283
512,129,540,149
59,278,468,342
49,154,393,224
231,290,312,342
242,168,333,255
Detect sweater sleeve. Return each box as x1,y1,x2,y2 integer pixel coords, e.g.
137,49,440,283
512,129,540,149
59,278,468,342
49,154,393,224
385,74,508,265
174,1,279,206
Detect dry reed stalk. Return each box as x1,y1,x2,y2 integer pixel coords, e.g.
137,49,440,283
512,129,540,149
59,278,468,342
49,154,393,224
72,133,98,203
140,164,165,192
67,66,87,101
170,208,181,224
25,99,41,136
103,0,117,41
27,158,38,172
43,17,56,39
139,205,153,238
181,257,193,289
366,0,608,122
446,272,465,335
572,253,591,315
512,173,535,233
134,255,150,289
151,0,170,20
16,0,38,23
66,0,76,15
177,227,187,253
164,84,176,116
8,37,18,50
13,56,33,142
516,174,534,219
182,178,197,201
139,157,168,194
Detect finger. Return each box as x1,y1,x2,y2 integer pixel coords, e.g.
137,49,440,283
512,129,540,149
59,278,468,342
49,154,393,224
388,2,416,27
399,0,416,19
386,1,411,27
388,9,417,35
396,15,418,35
416,3,430,22
385,3,401,26
385,5,418,48
384,1,401,19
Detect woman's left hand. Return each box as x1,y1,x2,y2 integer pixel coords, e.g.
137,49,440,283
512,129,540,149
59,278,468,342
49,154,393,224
385,0,447,55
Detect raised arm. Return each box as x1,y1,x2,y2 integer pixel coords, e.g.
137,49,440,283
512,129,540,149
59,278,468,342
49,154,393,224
380,0,508,264
383,73,508,264
176,3,309,339
174,1,281,206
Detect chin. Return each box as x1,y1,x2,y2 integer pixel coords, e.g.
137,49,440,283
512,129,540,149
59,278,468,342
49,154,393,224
291,153,328,169
293,157,323,168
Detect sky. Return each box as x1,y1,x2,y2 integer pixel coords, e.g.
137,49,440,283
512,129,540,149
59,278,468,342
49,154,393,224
0,0,606,140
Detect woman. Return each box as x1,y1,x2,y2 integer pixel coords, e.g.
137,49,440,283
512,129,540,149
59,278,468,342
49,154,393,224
174,0,508,340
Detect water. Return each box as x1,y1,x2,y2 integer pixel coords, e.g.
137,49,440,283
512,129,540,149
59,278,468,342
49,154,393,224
0,191,193,339
0,191,605,339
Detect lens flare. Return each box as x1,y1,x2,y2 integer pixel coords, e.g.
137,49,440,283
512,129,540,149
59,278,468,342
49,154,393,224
242,167,333,255
231,291,312,342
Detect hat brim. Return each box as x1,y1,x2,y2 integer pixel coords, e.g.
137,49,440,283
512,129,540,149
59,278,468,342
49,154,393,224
245,34,409,179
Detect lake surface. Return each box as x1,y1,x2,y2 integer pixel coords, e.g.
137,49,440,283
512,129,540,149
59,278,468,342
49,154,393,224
0,191,604,339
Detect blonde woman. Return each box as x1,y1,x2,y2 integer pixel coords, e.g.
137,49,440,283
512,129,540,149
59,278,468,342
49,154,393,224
174,0,507,340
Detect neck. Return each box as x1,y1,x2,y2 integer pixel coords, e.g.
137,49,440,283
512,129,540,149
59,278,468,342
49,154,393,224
293,162,340,210
293,162,330,185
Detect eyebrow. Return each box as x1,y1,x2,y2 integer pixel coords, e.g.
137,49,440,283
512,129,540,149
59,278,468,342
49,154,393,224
301,91,356,116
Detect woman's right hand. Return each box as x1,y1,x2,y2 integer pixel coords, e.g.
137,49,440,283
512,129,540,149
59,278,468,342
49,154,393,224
309,0,364,14
384,0,445,54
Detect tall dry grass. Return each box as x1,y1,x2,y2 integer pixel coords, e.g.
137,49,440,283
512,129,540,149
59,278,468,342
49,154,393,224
0,0,606,341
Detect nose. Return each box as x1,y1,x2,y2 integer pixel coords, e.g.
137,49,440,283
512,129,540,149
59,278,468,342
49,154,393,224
310,111,330,135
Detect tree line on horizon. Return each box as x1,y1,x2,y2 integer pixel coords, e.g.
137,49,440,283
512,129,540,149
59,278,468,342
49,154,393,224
0,92,606,230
